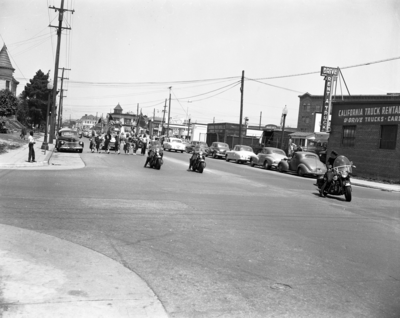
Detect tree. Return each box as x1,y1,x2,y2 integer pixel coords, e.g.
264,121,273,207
21,70,51,128
16,98,29,124
0,89,18,117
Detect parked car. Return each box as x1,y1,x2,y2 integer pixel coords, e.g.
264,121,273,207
163,137,186,153
250,147,287,169
304,140,327,156
83,130,89,137
208,142,230,159
225,145,257,164
277,151,327,177
186,141,209,154
56,128,84,153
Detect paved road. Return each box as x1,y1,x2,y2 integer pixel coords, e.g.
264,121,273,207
1,143,399,317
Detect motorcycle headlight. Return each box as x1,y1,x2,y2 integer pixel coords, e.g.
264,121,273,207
199,151,203,156
341,171,348,178
333,175,338,180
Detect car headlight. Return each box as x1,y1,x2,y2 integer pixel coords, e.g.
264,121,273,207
60,141,65,145
79,141,83,145
333,175,338,180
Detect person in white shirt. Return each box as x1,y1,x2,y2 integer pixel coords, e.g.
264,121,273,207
28,131,35,162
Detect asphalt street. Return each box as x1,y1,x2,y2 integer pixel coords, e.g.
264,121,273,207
1,143,399,317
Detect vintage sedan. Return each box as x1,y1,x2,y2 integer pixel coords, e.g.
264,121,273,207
250,147,287,169
277,151,327,177
163,137,186,153
185,141,209,154
225,145,257,164
56,128,84,153
208,142,230,159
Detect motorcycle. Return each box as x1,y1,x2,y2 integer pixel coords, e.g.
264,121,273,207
317,155,355,202
191,151,206,173
148,148,163,170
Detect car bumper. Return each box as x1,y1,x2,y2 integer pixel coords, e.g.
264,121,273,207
214,151,227,157
59,146,83,151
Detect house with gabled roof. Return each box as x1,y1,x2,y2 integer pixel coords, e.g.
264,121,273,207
0,44,19,95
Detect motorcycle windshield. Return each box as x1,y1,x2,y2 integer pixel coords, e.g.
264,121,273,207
333,155,352,174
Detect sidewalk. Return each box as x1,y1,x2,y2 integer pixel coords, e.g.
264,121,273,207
0,224,168,318
0,134,54,168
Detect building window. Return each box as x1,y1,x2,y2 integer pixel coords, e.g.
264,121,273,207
342,126,356,147
316,105,322,112
305,117,310,124
380,125,397,150
6,81,10,90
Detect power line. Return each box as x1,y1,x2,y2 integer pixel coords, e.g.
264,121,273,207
246,78,304,94
254,56,400,80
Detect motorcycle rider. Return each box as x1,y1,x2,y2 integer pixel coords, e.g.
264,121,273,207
319,150,339,197
144,141,163,167
188,144,204,170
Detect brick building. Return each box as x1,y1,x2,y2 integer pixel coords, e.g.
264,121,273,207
297,93,400,132
327,99,400,183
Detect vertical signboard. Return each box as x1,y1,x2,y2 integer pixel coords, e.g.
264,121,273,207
320,66,339,132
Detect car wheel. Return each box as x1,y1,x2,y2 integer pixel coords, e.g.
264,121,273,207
250,159,255,167
297,167,305,177
236,160,241,164
213,152,217,159
225,155,230,162
263,161,270,170
277,163,284,173
181,150,183,153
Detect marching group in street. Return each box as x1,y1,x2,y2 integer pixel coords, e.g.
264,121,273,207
89,130,151,156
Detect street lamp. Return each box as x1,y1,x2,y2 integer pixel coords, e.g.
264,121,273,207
280,105,288,150
41,81,53,150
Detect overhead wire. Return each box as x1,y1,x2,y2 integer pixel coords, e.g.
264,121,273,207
245,78,304,94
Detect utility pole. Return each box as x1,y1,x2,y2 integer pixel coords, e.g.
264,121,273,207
136,103,139,134
167,87,172,137
259,111,262,129
58,91,67,129
57,67,70,130
161,99,167,135
48,0,74,144
187,117,191,141
239,70,244,145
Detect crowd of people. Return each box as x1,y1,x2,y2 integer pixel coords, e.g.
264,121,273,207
89,130,152,155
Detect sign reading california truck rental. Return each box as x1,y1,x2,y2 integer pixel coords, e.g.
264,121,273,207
331,103,400,125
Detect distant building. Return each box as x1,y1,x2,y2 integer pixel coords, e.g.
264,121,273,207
108,103,163,136
77,114,97,130
0,44,19,95
297,93,400,132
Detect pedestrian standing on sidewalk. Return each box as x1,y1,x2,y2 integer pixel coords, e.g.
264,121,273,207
28,131,36,162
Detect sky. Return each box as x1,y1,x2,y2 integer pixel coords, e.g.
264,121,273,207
0,0,399,128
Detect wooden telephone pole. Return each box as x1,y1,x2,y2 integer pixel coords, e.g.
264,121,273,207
48,0,74,144
167,87,172,137
238,70,245,145
57,67,70,129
